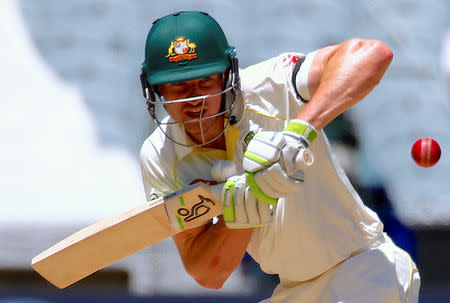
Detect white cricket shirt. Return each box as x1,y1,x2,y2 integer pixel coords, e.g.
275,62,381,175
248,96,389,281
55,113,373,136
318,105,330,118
140,52,383,284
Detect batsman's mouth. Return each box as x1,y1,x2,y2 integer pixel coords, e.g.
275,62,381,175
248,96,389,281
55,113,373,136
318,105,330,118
185,108,206,119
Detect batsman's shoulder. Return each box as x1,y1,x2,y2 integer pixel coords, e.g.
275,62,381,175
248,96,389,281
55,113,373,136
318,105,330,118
242,52,304,76
140,124,166,153
139,129,175,172
244,52,304,81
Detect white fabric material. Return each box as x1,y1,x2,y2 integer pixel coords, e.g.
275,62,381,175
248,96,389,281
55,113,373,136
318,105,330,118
261,234,420,303
211,160,238,182
240,54,383,279
140,52,419,302
295,51,316,100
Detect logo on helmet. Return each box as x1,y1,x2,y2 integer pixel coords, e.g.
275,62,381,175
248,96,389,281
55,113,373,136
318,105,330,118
166,36,197,62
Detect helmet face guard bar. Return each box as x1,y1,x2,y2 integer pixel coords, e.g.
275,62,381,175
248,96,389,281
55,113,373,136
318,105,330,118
149,85,237,147
149,84,234,107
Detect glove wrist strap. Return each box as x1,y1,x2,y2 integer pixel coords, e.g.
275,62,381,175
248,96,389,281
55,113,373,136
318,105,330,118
284,119,318,145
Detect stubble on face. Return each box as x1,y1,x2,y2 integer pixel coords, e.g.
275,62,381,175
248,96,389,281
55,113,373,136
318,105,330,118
159,73,226,144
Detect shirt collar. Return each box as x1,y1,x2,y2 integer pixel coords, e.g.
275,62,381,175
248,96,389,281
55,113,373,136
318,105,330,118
164,117,193,160
165,116,240,161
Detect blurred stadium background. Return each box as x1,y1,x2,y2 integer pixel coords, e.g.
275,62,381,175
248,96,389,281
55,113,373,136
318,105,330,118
1,0,449,302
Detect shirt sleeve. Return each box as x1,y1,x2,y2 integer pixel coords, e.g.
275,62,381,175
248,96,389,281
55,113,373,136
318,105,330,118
139,136,178,201
294,50,317,101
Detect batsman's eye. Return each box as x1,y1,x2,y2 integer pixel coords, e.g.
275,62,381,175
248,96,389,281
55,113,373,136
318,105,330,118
199,76,220,89
167,83,189,94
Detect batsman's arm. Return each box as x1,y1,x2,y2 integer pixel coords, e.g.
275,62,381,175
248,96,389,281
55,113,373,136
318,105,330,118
297,39,393,130
172,217,253,289
242,39,393,205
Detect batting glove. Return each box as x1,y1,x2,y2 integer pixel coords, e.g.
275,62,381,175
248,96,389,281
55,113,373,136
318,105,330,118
221,174,272,229
243,119,317,204
210,160,273,229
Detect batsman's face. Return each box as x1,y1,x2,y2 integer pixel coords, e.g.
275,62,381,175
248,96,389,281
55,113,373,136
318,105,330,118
158,73,225,143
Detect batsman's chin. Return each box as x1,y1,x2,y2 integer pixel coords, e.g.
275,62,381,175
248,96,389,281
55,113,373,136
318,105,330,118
185,119,221,138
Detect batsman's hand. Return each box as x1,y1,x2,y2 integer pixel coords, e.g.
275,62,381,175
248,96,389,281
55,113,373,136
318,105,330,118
211,160,272,229
243,119,317,204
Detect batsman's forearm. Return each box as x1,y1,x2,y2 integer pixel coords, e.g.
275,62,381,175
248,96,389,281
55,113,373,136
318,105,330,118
173,217,253,289
297,39,393,130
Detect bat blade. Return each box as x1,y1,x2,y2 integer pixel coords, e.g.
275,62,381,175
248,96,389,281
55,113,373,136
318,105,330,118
31,183,221,289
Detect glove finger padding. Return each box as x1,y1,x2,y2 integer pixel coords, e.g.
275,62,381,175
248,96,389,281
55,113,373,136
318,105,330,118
222,174,273,229
232,177,249,224
254,163,303,198
243,131,286,173
257,199,273,224
244,189,272,225
244,187,260,225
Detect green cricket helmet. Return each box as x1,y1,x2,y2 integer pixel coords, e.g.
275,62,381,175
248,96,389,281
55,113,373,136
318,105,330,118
142,11,235,85
140,11,242,147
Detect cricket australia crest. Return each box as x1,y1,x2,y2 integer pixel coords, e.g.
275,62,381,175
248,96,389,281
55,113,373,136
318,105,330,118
166,36,197,62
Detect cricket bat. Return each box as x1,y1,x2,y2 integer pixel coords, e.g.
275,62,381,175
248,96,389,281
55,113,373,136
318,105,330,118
31,182,222,289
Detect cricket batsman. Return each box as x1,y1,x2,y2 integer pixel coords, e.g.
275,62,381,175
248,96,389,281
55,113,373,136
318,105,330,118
139,11,420,303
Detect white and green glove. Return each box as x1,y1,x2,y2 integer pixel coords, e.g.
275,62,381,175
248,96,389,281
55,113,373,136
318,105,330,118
221,175,272,228
211,160,272,229
243,119,318,204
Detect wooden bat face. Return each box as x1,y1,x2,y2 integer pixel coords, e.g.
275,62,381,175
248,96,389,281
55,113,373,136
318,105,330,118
31,183,222,289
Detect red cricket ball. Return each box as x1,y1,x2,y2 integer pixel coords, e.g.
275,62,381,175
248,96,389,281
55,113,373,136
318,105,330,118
411,137,441,168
